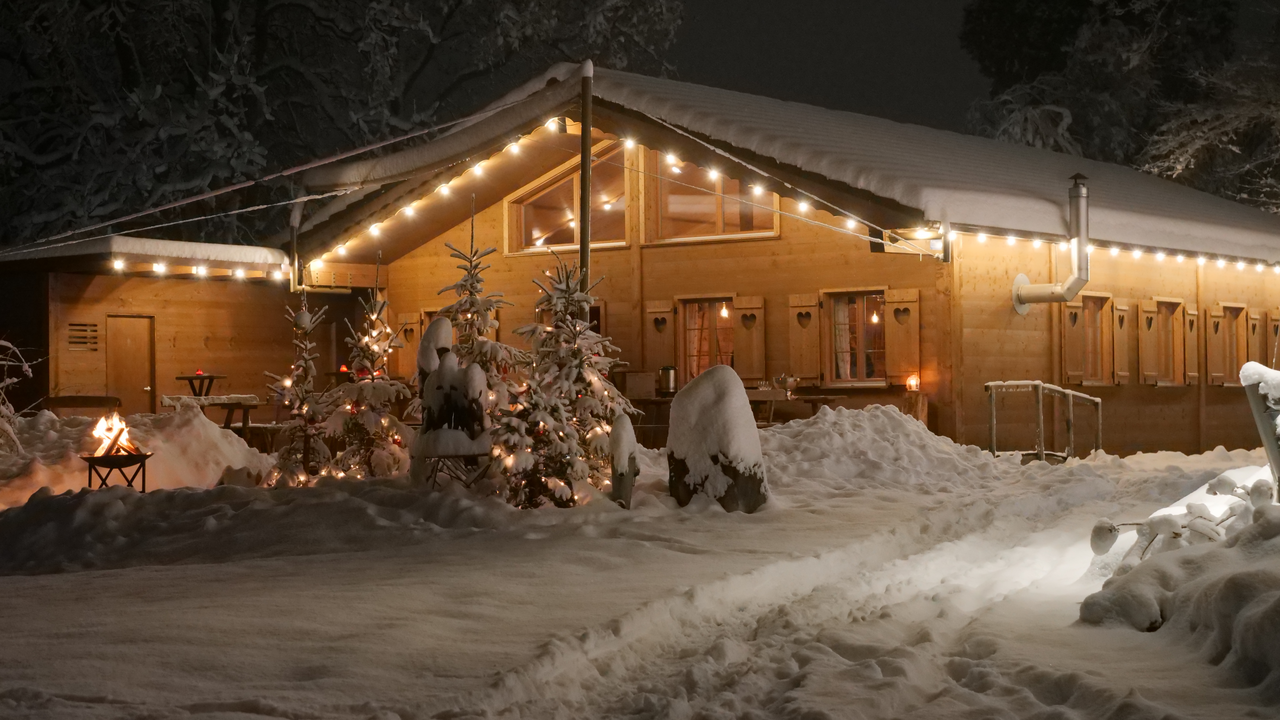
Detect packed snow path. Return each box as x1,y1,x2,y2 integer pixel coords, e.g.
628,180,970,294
0,407,1272,719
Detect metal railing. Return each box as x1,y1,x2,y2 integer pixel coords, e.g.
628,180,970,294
985,380,1102,461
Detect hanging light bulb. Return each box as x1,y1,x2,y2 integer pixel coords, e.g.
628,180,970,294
439,185,451,196
112,259,125,270
871,311,880,324
506,143,520,154
1057,241,1068,251
1006,235,1017,246
402,204,415,216
913,227,933,240
1156,251,1165,261
666,153,678,165
623,138,635,149
153,262,167,274
1216,259,1226,268
1131,249,1142,259
1032,239,1042,249
977,233,987,244
708,169,719,180
234,268,245,279
1237,260,1246,271
1197,256,1206,266
1257,263,1265,272
336,245,347,256
845,218,856,230
719,303,729,319
752,185,764,196
798,201,810,212
195,266,208,276
369,223,381,236
1109,247,1119,257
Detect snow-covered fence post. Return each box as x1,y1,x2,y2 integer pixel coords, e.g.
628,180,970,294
666,365,768,513
609,412,639,509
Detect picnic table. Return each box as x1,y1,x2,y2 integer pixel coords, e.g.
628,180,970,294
175,373,226,397
161,394,262,432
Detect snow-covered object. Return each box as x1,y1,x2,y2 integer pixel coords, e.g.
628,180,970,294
411,351,492,486
667,366,768,513
608,413,639,509
1091,519,1120,555
1240,361,1280,399
0,406,271,509
418,316,454,378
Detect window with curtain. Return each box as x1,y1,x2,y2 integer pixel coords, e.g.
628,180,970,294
828,291,885,383
656,152,777,241
511,146,626,250
681,298,734,382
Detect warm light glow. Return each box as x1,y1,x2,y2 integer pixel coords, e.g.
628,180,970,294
234,268,245,278
1176,255,1184,263
1257,263,1265,272
1131,249,1142,259
798,201,810,212
506,143,520,154
534,237,545,247
1156,252,1165,261
402,204,415,217
1274,265,1279,275
92,413,139,456
195,266,208,276
752,185,763,196
272,270,284,280
1058,242,1068,251
1032,239,1042,249
153,262,167,274
1237,261,1246,271
473,164,483,176
845,218,857,230
282,378,292,388
871,311,880,324
112,259,125,270
369,223,381,236
666,153,678,165
913,228,933,240
947,230,958,241
1198,256,1206,266
1006,236,1017,246
624,138,635,149
545,118,558,130
708,169,719,180
719,303,729,319
336,245,347,256
1217,259,1226,268
1087,244,1095,254
1108,247,1118,257
906,373,921,392
603,203,612,211
569,221,576,228
977,233,987,243
313,259,324,269
439,185,451,196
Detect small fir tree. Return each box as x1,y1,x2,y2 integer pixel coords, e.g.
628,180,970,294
322,266,412,479
494,255,634,507
263,299,330,486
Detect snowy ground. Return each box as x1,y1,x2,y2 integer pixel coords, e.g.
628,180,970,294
0,406,1275,719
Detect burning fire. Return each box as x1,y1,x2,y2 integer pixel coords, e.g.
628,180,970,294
92,412,141,456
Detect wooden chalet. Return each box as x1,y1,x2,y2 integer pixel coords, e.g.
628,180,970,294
9,63,1280,456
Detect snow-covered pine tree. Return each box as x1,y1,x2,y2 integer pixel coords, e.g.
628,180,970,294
263,299,330,486
323,267,413,479
494,255,634,507
0,341,33,454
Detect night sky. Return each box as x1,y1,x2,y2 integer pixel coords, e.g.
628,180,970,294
669,0,991,132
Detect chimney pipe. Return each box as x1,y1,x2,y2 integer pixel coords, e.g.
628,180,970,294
1012,174,1090,315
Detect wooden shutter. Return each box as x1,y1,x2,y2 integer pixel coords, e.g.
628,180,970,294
1248,309,1265,365
1113,298,1133,385
1184,304,1199,385
1062,300,1085,385
643,301,675,371
789,293,821,383
1165,302,1186,386
1207,303,1226,385
1269,308,1280,368
884,288,921,385
1138,299,1159,385
733,296,766,381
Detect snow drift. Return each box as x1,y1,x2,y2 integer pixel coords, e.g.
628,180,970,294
0,407,271,510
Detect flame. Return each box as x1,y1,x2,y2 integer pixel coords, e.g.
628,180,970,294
91,412,140,455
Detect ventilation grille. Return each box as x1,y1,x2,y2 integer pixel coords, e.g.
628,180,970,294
68,322,100,351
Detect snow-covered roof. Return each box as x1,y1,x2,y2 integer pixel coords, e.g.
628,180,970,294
0,235,289,267
304,64,1280,262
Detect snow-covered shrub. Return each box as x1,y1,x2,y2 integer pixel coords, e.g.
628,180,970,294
409,351,493,487
608,411,639,509
263,300,330,485
322,288,411,479
0,341,33,455
667,365,768,513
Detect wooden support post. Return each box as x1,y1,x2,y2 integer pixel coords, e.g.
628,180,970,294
578,61,594,301
1035,383,1046,462
1065,394,1075,458
1095,399,1103,454
988,387,997,455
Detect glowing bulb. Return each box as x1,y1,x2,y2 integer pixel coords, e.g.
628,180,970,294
153,262,166,274
752,185,763,196
1216,259,1225,268
472,164,483,176
977,233,987,244
369,224,381,236
1006,236,1017,246
506,143,520,154
603,203,612,211
313,259,324,269
1237,261,1246,270
708,169,719,180
545,118,558,130
1197,256,1206,266
1032,239,1042,249
845,218,856,230
535,237,545,247
798,201,810,212
666,154,678,166
624,138,635,149
336,245,347,256
112,259,124,270
1110,247,1120,257
1057,242,1068,251
195,266,207,276
1257,263,1265,272
871,311,879,324
947,230,958,241
402,204,415,216
272,270,283,280
1087,244,1095,254
1132,249,1142,259
439,185,450,196
1176,255,1184,263
719,303,729,319
1274,265,1279,274
914,228,933,240
234,268,245,278
1156,252,1165,261
569,221,576,228
282,378,292,388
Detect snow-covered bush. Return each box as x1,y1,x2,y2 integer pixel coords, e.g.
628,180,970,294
409,350,493,487
263,300,330,485
322,288,411,479
0,341,33,455
667,365,768,513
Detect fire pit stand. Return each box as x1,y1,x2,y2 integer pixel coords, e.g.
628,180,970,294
82,453,153,492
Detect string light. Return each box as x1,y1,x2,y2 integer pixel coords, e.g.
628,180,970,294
752,185,763,196
624,138,635,149
1131,249,1142,259
402,204,415,216
947,230,958,241
1087,244,1095,253
719,303,729,318
1110,247,1120,257
473,163,484,176
977,233,987,243
1176,255,1184,263
272,270,284,280
798,201,810,212
369,223,381,236
666,153,678,165
1006,235,1017,246
913,228,933,240
439,185,451,196
1217,259,1226,268
1274,266,1279,274
1031,239,1042,249
707,169,719,180
153,262,166,274
1156,251,1165,261
544,118,558,130
234,268,245,278
195,266,207,276
112,259,124,270
1237,261,1246,271
1057,242,1068,251
1198,257,1206,266
506,143,520,154
336,245,347,256
313,259,324,269
1257,263,1265,272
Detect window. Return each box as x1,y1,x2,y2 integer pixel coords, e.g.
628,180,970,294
680,298,734,383
828,291,886,383
655,152,777,241
510,146,625,251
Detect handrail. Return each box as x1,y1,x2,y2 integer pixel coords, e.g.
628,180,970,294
985,380,1102,461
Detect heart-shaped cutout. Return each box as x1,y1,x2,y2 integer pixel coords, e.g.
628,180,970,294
1189,320,1195,332
1213,320,1220,334
796,311,812,328
1252,322,1259,335
1069,311,1079,327
653,316,667,332
1145,317,1153,331
1118,315,1126,329
741,313,757,330
893,307,910,325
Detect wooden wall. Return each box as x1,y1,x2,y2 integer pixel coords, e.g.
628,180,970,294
46,273,357,407
0,272,50,413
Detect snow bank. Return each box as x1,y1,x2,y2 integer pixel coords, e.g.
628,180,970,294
667,366,767,512
0,407,271,510
0,479,517,574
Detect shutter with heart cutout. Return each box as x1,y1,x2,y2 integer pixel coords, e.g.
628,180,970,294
1248,308,1265,364
733,296,766,381
1206,303,1226,385
788,294,820,383
1062,300,1085,385
643,300,675,372
884,288,921,386
1184,304,1199,385
1139,299,1159,385
1113,298,1133,384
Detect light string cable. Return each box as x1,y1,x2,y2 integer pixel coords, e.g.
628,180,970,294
491,135,937,258
26,94,547,247
0,189,353,259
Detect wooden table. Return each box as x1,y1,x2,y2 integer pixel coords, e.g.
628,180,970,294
744,388,789,424
175,374,226,397
212,401,262,432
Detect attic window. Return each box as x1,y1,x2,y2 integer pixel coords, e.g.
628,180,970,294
655,151,778,241
509,146,625,251
68,322,100,351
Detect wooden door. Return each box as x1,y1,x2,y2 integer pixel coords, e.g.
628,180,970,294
106,315,155,414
